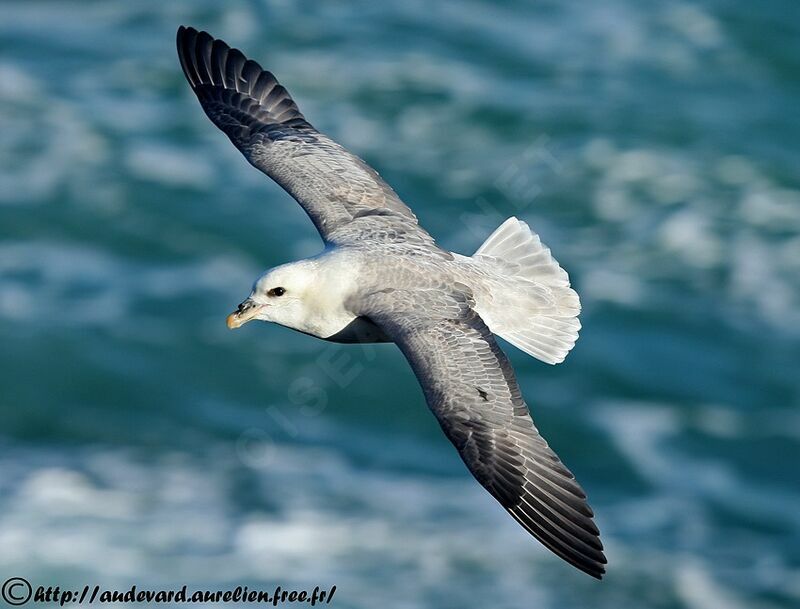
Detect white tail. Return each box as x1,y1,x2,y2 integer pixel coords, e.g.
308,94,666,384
474,217,581,365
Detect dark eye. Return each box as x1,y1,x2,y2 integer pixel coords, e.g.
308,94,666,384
267,287,286,297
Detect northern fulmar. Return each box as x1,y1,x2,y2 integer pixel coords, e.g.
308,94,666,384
177,26,605,578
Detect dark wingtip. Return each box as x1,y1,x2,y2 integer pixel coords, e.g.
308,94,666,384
176,24,193,49
589,549,607,580
176,24,196,38
176,25,237,91
579,544,607,580
176,25,199,87
175,25,308,133
176,25,185,54
571,556,606,580
587,558,606,580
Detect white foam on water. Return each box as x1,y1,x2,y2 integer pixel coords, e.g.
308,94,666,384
4,429,784,607
675,561,750,609
0,441,568,608
125,143,217,188
0,241,255,334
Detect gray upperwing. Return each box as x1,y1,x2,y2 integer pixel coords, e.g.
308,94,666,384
358,288,607,578
176,26,421,243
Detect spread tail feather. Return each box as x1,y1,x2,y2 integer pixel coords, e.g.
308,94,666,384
474,217,581,365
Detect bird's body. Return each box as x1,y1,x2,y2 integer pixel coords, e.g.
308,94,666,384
247,225,581,360
177,26,606,578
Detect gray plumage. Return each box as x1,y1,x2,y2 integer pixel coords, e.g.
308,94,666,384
177,26,605,578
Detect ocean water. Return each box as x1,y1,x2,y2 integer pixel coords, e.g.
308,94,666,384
1,1,799,607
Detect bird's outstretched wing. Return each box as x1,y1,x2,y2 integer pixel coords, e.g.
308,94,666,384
360,288,606,578
176,26,422,244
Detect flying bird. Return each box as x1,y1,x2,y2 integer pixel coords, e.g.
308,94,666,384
176,26,605,578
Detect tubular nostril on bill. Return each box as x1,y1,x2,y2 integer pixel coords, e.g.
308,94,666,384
237,299,253,314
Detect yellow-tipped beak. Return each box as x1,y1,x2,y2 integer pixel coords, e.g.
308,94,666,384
226,298,263,329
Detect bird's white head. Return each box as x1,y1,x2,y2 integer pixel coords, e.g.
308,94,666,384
226,259,353,339
226,260,316,332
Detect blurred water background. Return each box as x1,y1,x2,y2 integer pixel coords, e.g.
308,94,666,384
1,1,799,607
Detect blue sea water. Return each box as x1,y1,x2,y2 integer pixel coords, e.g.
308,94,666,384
1,1,799,607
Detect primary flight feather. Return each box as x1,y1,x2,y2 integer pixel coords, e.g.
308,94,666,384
176,25,605,578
